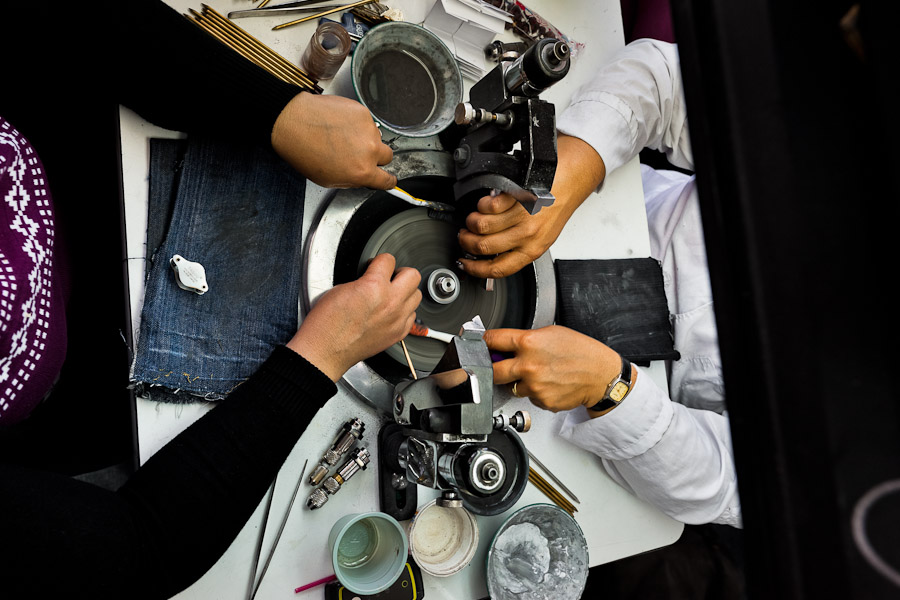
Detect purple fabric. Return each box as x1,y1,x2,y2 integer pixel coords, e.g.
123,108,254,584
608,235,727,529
0,116,68,425
621,0,676,43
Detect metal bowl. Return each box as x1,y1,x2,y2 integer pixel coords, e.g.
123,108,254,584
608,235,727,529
486,504,589,600
351,22,462,137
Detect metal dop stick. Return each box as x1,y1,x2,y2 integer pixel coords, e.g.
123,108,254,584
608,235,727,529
308,418,365,486
307,447,371,509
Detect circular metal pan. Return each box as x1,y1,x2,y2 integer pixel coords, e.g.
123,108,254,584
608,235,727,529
358,208,524,373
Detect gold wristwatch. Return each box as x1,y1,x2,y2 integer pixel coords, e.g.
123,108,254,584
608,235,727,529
587,355,633,413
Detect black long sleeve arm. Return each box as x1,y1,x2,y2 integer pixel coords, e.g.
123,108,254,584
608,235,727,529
0,346,337,599
114,0,305,141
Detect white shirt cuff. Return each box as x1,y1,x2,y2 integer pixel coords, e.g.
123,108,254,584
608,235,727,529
558,367,674,460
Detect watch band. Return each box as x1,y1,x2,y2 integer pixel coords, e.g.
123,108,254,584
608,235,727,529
588,355,633,413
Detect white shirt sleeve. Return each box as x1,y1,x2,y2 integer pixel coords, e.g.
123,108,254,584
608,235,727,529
555,40,742,528
557,38,693,174
559,374,742,527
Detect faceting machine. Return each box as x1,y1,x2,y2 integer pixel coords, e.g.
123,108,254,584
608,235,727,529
302,38,571,517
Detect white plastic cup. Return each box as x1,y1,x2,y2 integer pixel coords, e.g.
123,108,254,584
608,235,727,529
408,500,479,577
328,512,409,595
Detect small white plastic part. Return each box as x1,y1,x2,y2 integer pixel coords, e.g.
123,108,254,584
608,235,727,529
170,254,209,295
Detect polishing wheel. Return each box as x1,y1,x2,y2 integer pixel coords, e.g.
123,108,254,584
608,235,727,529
302,146,556,416
357,209,525,372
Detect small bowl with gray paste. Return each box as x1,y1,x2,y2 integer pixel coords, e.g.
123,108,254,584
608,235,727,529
351,21,462,137
486,504,589,600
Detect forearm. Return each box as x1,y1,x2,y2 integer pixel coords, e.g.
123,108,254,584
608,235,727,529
0,346,336,599
540,134,608,240
114,0,301,141
119,346,336,598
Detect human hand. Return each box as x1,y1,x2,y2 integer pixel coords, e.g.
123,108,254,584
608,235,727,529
287,254,421,381
457,135,606,279
271,92,397,190
457,191,568,279
485,326,625,413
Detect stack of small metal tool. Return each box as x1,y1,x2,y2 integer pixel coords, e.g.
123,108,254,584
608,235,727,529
306,418,368,509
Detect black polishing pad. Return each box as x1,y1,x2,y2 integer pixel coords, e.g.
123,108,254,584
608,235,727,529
555,258,679,364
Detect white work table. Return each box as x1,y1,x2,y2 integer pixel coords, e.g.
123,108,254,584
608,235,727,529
121,1,683,598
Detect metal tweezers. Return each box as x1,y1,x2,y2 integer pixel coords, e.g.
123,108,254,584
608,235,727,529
229,0,348,18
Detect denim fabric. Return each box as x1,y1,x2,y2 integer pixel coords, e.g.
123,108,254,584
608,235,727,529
131,136,306,402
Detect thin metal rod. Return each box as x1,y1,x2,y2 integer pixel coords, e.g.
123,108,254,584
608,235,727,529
246,481,276,600
249,459,309,600
230,3,349,18
528,476,575,515
272,0,376,30
527,450,581,504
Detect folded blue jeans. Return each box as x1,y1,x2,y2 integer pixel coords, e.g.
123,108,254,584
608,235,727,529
131,136,306,402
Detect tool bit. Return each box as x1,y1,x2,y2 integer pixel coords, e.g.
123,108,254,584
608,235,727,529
308,418,365,485
307,447,371,509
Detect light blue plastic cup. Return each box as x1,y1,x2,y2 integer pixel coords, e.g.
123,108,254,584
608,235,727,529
328,511,409,595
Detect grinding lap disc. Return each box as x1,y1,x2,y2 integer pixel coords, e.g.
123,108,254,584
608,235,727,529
358,208,518,372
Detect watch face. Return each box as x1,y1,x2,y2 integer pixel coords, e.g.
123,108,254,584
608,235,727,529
609,382,630,403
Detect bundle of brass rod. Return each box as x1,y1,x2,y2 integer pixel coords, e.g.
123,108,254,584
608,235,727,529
528,467,577,515
186,4,322,93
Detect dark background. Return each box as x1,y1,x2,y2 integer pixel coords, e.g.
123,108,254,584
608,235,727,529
673,0,900,598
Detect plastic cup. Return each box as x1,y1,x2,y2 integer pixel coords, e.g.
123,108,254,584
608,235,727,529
328,512,409,595
408,500,479,577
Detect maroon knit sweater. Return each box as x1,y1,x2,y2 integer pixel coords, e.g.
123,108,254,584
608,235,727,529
0,116,68,424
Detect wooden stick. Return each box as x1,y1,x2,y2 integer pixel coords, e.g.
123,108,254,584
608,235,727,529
400,339,417,380
272,0,376,30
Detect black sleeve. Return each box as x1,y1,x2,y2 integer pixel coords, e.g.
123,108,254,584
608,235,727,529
0,346,337,600
113,0,304,141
